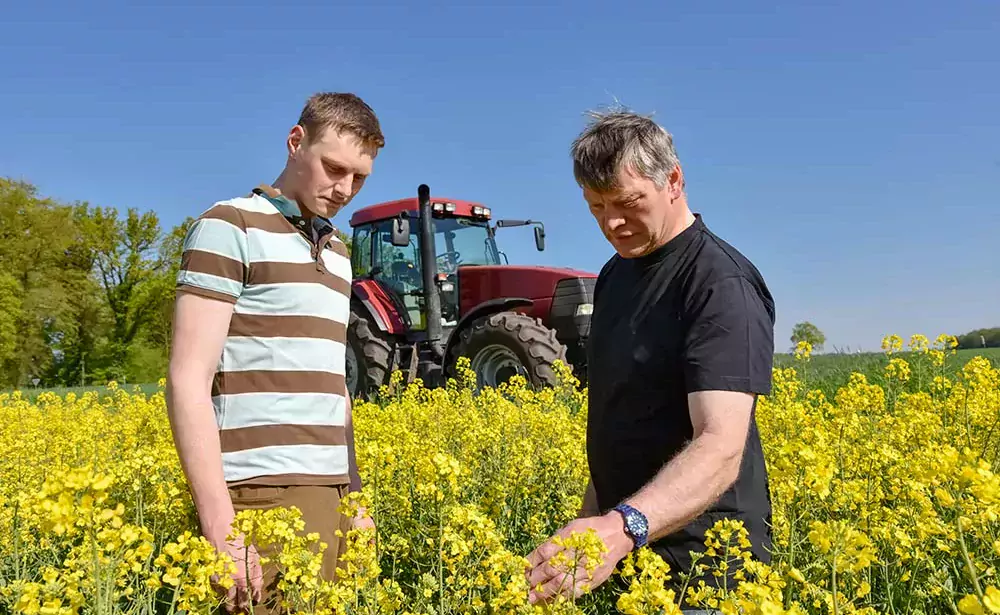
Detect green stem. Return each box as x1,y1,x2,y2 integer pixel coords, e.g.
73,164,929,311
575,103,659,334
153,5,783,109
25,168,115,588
832,562,839,615
958,518,984,601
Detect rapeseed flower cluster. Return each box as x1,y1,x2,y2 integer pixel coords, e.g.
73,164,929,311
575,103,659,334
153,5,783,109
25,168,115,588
1,335,999,614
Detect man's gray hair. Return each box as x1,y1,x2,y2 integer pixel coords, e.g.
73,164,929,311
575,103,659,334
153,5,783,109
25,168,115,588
570,105,680,193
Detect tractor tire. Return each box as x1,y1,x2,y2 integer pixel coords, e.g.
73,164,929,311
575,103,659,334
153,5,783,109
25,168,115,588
447,311,568,390
346,310,394,401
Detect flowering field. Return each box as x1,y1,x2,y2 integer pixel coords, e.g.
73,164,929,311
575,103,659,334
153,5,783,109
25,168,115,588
2,335,1000,615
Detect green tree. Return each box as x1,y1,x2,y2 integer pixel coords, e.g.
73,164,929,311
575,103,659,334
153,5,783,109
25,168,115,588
78,206,169,382
335,227,352,257
791,321,826,352
0,273,22,367
0,178,86,386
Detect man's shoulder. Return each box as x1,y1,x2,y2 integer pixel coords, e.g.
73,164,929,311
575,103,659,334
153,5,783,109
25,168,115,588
683,225,774,316
689,225,766,286
194,194,286,238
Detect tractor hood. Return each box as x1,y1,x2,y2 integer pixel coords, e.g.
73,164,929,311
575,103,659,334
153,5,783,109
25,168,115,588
456,264,597,322
459,264,595,299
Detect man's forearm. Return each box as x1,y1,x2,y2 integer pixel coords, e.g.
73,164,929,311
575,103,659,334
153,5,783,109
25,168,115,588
166,377,234,539
345,391,362,493
623,433,743,543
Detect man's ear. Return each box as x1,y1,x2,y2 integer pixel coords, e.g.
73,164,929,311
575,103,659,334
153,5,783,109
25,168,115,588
287,124,306,157
670,164,685,198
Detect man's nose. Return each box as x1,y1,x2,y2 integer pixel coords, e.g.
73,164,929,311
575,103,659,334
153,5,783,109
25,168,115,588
605,216,626,231
332,175,353,200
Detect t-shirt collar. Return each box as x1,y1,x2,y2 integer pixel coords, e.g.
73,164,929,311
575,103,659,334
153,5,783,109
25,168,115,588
635,213,704,266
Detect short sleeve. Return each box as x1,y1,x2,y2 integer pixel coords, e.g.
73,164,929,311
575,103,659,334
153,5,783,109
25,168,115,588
683,275,774,395
175,204,250,304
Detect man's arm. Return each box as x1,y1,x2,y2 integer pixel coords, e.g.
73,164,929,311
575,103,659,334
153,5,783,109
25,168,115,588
622,390,754,542
165,291,236,539
345,388,362,493
623,275,771,540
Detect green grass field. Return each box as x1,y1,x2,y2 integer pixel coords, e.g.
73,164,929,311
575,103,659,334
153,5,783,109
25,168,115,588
773,346,1000,399
6,347,999,402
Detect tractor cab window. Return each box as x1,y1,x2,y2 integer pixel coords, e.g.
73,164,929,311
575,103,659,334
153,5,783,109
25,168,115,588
350,214,502,331
351,225,374,277
371,221,424,328
433,217,501,273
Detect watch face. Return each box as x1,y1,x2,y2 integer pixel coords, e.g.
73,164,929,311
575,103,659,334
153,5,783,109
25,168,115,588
627,511,648,537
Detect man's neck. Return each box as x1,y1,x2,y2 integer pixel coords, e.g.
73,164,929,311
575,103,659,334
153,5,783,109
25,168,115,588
269,175,317,220
654,203,696,250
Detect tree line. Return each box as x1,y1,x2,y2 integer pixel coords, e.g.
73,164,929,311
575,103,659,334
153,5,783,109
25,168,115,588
955,328,1000,349
0,177,354,389
0,177,193,388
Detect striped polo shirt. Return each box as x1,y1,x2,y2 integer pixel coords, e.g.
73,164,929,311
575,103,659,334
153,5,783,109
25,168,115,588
175,184,352,487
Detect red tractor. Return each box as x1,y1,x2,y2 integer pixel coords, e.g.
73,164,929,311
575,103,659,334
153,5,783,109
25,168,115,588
345,184,597,399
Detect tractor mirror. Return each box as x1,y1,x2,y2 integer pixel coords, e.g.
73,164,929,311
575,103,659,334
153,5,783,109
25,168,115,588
496,219,526,228
533,226,545,251
391,215,410,247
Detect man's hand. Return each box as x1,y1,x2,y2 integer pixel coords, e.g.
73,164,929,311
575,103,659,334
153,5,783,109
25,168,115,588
352,505,376,533
208,527,263,613
524,512,632,605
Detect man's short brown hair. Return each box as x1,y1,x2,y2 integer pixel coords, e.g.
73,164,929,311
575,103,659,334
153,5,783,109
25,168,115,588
297,92,385,151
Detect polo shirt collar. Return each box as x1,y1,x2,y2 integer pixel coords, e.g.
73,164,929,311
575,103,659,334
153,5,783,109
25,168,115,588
254,183,304,218
253,184,336,237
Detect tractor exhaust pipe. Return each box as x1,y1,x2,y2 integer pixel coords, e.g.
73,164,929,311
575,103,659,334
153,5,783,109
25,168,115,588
418,184,445,359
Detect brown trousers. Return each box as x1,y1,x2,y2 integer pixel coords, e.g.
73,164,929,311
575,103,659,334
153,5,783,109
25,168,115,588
228,484,353,614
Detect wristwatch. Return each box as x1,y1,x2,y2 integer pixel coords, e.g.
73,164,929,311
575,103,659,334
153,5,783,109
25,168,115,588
612,503,649,549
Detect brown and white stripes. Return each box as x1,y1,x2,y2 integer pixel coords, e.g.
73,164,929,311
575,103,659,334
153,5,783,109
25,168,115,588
176,186,352,487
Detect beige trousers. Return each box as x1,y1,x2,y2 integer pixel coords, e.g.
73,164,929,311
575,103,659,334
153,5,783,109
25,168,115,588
228,484,353,614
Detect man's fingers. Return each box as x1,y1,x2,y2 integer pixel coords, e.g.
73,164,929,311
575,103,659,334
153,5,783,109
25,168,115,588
526,539,559,568
529,572,570,605
224,583,239,613
234,565,251,611
527,559,561,589
250,554,263,602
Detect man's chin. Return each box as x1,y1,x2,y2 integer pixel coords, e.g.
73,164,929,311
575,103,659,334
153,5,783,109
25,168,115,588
302,200,336,218
611,237,649,259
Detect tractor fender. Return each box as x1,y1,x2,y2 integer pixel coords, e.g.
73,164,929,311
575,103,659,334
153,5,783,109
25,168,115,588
444,297,533,361
351,280,408,334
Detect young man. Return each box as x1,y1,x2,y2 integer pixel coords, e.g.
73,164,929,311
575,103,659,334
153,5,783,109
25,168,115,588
165,92,384,614
525,108,775,612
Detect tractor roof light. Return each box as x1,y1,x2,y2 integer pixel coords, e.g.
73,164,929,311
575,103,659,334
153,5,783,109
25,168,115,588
432,202,445,213
472,205,491,219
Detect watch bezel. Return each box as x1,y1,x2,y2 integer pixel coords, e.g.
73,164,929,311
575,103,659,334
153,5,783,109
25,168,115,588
613,503,649,549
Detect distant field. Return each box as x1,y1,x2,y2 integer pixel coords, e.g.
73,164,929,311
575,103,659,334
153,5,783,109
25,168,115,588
5,347,999,402
773,346,1000,398
2,382,162,402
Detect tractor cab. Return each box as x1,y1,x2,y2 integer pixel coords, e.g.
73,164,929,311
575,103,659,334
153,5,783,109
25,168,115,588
349,201,505,330
344,185,595,399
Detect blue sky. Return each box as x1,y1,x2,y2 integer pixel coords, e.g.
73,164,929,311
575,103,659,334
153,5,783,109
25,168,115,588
2,0,997,352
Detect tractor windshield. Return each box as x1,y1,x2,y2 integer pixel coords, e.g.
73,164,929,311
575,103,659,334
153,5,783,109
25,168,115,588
433,217,501,272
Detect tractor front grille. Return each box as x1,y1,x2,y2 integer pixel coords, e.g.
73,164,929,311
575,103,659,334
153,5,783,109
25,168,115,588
548,277,596,341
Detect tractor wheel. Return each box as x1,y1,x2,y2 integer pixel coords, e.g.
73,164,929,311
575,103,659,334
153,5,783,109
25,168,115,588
346,310,394,400
447,311,568,389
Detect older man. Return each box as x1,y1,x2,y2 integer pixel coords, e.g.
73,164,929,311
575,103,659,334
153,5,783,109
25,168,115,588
526,108,775,611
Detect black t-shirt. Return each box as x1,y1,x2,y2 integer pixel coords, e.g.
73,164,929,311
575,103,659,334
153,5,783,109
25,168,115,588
586,213,775,587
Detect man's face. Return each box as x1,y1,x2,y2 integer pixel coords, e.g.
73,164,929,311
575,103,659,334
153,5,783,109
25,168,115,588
284,124,376,219
582,165,684,258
